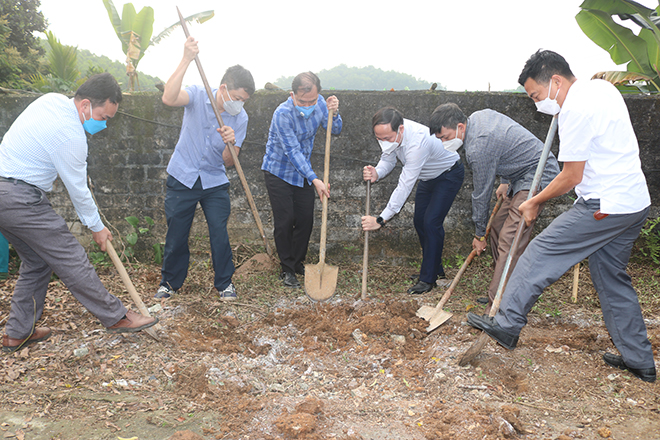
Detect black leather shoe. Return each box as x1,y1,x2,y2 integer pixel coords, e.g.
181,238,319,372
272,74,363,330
280,272,300,288
476,297,489,305
466,312,519,350
407,280,435,295
603,353,656,382
294,264,305,276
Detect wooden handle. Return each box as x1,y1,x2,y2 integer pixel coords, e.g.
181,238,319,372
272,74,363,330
106,240,153,319
361,180,371,300
571,263,580,303
318,109,333,267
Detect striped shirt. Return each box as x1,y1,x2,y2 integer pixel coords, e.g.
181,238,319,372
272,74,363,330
261,94,342,187
167,85,248,189
0,93,105,232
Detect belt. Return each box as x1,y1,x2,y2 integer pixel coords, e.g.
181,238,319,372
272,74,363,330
440,159,462,176
0,176,34,187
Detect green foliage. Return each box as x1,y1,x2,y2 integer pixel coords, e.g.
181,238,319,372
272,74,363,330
124,216,163,264
102,0,213,91
273,64,439,91
0,10,43,89
77,48,163,91
636,217,660,264
29,31,81,93
576,0,660,92
0,0,46,56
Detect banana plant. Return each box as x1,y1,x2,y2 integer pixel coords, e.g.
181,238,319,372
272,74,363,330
576,0,660,93
102,0,214,91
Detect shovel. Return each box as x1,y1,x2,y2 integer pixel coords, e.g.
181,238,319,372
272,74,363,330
106,240,160,341
416,195,503,331
361,180,371,300
305,110,338,301
458,115,558,367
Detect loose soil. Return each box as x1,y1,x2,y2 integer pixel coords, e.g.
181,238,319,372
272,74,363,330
1,249,658,440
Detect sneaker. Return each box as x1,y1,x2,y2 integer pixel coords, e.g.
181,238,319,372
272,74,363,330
219,283,237,301
155,285,175,299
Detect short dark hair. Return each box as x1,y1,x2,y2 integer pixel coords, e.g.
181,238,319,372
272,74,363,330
518,49,575,87
429,103,467,135
222,65,255,96
75,73,123,107
372,106,403,132
292,71,321,94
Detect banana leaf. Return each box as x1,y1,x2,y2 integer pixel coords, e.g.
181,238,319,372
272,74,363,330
151,11,215,46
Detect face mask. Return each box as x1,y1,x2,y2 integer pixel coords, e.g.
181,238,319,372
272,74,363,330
378,127,402,154
293,94,316,119
442,125,463,152
535,79,561,115
82,102,107,135
221,87,244,116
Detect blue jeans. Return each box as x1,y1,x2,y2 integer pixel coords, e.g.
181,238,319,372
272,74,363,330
413,162,464,284
0,232,7,273
160,176,234,291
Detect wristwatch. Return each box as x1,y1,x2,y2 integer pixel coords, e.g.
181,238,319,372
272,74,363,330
376,216,386,227
474,235,485,242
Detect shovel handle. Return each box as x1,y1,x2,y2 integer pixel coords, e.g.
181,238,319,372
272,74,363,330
318,109,333,268
106,240,153,320
361,180,371,300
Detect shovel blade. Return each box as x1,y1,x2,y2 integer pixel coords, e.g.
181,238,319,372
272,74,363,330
416,305,437,321
304,262,339,301
426,310,453,332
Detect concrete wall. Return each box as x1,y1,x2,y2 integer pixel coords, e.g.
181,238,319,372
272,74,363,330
1,90,658,263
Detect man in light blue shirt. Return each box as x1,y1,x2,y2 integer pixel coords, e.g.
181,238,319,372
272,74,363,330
0,73,158,353
261,72,341,288
156,36,255,300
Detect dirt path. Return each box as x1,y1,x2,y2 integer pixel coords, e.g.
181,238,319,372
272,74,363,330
0,258,658,440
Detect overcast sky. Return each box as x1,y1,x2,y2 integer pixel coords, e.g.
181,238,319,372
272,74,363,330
37,0,652,92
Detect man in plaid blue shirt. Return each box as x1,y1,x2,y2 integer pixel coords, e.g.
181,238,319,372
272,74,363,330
261,72,342,288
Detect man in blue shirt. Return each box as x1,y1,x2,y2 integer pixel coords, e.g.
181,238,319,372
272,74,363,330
157,36,255,301
0,73,158,353
261,72,341,288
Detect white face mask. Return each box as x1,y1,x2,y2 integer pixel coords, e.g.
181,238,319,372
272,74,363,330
535,79,561,115
442,125,463,152
221,87,244,116
378,127,402,154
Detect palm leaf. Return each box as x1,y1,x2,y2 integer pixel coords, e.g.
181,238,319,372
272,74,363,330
591,70,653,84
576,9,651,74
150,10,215,46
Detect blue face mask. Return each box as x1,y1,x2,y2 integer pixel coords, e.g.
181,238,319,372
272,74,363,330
83,102,107,135
295,103,316,119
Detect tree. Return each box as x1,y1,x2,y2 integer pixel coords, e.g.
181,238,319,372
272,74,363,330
0,0,46,88
0,0,46,56
273,64,438,91
29,31,81,93
102,0,214,91
576,0,660,92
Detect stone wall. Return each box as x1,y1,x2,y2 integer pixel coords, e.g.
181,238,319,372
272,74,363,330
1,90,658,264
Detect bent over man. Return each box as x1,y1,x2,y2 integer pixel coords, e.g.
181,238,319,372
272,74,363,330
157,36,255,301
467,50,656,383
362,107,463,295
429,103,560,313
0,73,157,353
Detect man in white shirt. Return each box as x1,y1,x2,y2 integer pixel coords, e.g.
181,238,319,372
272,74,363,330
0,73,157,353
467,50,655,383
361,107,463,294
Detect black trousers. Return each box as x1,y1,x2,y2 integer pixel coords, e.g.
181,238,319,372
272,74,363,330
263,171,315,274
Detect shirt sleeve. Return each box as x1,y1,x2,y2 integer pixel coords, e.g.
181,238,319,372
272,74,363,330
319,95,343,135
49,138,104,232
272,110,318,183
558,107,592,162
233,113,248,148
469,135,498,236
379,140,429,221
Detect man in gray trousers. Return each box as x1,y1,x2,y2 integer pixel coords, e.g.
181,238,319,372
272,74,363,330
0,73,157,353
429,103,560,314
467,50,656,382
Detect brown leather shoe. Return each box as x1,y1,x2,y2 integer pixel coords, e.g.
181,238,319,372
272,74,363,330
2,327,52,353
107,310,158,333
